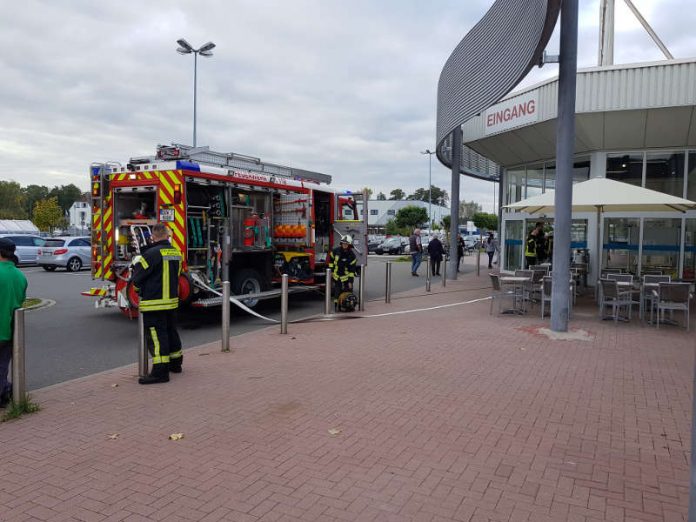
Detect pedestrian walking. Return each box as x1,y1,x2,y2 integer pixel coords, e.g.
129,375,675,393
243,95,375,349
525,227,540,268
484,232,499,269
409,228,423,276
426,231,445,276
131,224,184,384
0,238,27,407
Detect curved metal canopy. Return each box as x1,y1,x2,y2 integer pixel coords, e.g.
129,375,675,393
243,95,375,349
435,0,561,180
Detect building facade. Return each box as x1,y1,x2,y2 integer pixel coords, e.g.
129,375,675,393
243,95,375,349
459,59,696,283
364,200,450,232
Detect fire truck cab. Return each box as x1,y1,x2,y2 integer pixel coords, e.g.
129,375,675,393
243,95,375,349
85,144,367,316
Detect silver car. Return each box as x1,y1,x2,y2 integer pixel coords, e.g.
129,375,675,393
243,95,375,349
38,236,91,272
0,234,46,265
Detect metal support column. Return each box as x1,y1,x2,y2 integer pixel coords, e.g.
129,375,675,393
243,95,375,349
138,312,148,378
358,265,366,311
689,345,696,521
11,308,26,403
442,256,447,287
385,262,392,303
449,127,462,280
280,274,289,334
324,269,332,315
551,0,578,333
221,281,230,352
476,245,481,277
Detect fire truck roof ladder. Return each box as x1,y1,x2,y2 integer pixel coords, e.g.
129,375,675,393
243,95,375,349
154,144,332,185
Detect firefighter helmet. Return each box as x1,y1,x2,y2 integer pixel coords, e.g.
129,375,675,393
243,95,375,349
340,234,353,245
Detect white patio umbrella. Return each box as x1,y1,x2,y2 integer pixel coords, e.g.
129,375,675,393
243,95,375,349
504,177,696,276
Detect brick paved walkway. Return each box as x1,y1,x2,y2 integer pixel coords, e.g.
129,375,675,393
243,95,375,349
0,262,693,521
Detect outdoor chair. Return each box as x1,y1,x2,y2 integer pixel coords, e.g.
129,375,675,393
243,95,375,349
488,273,517,315
640,275,670,323
599,279,633,322
540,276,574,319
653,282,692,331
515,269,535,310
596,268,624,302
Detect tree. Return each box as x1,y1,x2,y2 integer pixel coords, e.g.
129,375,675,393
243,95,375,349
22,184,49,218
33,197,64,233
459,200,483,221
0,181,26,219
395,205,428,229
472,212,498,231
441,215,451,232
49,184,82,214
389,188,405,200
407,185,449,206
376,192,386,201
360,187,373,200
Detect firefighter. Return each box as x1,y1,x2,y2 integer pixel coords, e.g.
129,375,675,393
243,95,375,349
131,223,184,384
329,235,358,311
525,227,539,268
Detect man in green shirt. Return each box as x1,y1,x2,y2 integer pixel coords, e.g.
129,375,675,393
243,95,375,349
0,238,28,407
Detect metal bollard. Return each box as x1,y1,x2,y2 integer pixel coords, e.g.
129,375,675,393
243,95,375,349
221,281,230,352
425,257,431,292
138,311,148,378
385,262,392,303
324,268,332,315
358,265,366,311
11,308,26,403
442,256,447,287
280,274,289,334
476,244,481,276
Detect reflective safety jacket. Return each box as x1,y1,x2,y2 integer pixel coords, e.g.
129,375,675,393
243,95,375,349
525,235,537,257
131,240,182,312
328,246,357,282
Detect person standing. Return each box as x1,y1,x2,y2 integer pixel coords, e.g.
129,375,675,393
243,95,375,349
409,228,423,276
0,238,27,407
533,222,547,264
427,232,445,276
131,224,183,384
329,235,358,309
456,236,465,272
484,232,499,269
525,228,539,269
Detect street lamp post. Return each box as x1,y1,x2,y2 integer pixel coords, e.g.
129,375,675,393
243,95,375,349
176,38,216,147
421,149,435,227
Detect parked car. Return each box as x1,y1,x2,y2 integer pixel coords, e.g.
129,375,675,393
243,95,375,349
0,234,46,265
367,235,384,253
375,237,405,255
38,236,91,272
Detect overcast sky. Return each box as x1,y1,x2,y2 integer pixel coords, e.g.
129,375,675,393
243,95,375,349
2,0,694,212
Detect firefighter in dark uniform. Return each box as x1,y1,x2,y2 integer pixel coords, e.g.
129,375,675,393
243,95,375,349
525,228,539,269
131,223,183,384
328,235,358,311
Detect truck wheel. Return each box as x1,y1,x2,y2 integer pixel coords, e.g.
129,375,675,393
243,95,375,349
232,269,264,308
66,257,82,272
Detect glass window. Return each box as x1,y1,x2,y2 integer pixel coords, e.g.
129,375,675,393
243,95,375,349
606,153,643,187
31,237,45,246
603,218,639,275
544,162,555,192
386,210,395,216
44,239,66,247
573,157,591,183
526,165,543,198
642,218,681,278
645,152,685,197
11,236,32,246
504,220,523,271
370,209,378,215
506,169,525,204
685,219,696,282
687,152,696,202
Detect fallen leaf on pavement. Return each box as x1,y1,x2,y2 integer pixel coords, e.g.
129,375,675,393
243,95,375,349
169,433,185,441
328,428,342,436
111,384,119,387
107,433,119,440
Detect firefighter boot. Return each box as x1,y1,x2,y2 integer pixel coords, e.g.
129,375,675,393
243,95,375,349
169,355,183,374
138,363,170,385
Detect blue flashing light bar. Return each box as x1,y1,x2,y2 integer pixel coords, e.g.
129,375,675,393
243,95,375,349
176,160,200,171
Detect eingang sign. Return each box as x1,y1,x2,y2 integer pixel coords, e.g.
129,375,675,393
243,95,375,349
484,92,539,135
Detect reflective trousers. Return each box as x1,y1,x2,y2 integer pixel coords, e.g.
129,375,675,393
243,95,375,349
143,309,182,366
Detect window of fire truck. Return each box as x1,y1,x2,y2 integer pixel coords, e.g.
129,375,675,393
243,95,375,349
113,189,157,261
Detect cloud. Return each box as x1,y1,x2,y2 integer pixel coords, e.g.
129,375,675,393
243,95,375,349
0,0,693,216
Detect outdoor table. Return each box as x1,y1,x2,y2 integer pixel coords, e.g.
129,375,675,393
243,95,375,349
640,282,659,322
499,276,531,314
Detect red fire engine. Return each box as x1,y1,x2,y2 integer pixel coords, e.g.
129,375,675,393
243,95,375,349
84,144,367,316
